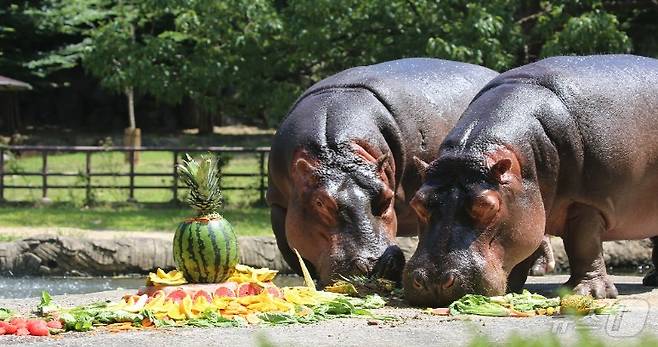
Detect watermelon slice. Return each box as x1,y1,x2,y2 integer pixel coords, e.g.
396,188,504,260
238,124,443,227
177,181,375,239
237,283,263,297
214,286,236,298
193,290,212,302
265,286,283,298
166,289,188,303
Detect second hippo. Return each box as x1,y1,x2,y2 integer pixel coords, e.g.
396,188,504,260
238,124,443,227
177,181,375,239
405,54,658,306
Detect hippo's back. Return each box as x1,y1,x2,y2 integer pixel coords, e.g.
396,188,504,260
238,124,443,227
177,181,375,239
296,58,498,126
474,55,658,180
484,55,658,148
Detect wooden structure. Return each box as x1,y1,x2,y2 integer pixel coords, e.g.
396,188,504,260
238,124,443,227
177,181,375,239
0,145,270,204
0,75,32,133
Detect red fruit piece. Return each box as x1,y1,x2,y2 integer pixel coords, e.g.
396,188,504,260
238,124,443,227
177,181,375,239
15,327,29,336
0,327,5,335
3,323,17,335
10,318,26,329
237,283,262,297
27,320,49,336
214,286,236,298
166,289,188,303
46,320,63,329
193,290,212,302
265,286,283,298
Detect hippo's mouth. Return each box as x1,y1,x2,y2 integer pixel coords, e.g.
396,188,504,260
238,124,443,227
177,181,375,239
371,245,406,283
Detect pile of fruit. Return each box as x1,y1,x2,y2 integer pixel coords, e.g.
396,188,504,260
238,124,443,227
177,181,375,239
14,259,386,334
0,318,62,336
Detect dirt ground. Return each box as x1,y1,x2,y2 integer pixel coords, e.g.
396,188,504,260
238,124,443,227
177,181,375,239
0,275,656,347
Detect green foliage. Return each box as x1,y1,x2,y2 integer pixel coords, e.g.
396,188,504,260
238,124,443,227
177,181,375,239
1,0,656,128
541,9,632,57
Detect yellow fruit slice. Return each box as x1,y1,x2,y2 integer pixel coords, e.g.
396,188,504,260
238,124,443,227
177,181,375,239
165,300,186,320
146,268,187,286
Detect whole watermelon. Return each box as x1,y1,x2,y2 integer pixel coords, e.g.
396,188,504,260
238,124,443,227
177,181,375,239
173,217,239,283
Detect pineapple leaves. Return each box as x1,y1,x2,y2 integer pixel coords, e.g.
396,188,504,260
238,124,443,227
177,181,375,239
177,153,224,216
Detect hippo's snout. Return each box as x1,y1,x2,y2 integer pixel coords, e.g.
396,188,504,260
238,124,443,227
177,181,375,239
319,245,406,286
403,267,467,307
372,245,406,283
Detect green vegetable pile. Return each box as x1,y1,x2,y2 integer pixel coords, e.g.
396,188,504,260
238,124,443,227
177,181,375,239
446,291,615,317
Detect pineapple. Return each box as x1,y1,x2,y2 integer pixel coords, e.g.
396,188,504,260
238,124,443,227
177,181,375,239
177,154,224,218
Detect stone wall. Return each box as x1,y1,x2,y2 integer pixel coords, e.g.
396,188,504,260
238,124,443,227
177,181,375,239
0,235,651,276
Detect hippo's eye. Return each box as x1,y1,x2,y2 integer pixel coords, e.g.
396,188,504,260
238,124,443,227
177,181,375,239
372,190,394,216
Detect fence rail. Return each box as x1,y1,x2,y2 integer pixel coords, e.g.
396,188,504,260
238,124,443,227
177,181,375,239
0,145,271,204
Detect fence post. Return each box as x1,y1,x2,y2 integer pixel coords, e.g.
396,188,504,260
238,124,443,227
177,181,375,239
127,149,136,202
85,152,92,205
41,150,50,203
0,147,4,202
172,150,179,203
259,152,266,205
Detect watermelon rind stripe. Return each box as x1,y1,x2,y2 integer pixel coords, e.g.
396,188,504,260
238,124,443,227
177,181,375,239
222,220,231,278
175,223,191,281
216,221,227,281
186,223,199,282
208,224,222,282
203,222,217,282
195,223,208,283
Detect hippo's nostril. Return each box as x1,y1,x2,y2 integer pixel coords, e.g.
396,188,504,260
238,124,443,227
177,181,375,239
412,270,427,290
441,271,457,289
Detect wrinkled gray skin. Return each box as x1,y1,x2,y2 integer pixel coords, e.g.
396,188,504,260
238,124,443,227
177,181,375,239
405,54,658,306
267,58,498,285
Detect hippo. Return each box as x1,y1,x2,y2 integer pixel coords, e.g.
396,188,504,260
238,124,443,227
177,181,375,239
266,58,499,285
404,54,658,306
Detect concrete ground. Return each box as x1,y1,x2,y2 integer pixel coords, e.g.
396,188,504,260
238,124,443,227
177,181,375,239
0,275,656,347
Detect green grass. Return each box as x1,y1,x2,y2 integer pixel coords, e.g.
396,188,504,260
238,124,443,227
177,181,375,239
0,205,273,236
2,150,267,206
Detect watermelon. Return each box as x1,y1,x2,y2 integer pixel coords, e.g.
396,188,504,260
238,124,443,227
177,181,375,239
237,283,263,297
173,218,239,283
193,290,213,302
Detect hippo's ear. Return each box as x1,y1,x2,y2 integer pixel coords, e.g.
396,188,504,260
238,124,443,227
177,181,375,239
413,156,430,181
490,158,513,184
292,158,318,190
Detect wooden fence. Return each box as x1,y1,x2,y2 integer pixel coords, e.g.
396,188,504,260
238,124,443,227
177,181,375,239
0,145,271,204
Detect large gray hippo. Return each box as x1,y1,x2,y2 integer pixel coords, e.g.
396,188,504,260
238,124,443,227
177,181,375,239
405,54,658,306
266,58,498,285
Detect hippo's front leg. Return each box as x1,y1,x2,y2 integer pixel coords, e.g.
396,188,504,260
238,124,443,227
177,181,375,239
642,236,658,286
529,236,556,276
563,204,618,298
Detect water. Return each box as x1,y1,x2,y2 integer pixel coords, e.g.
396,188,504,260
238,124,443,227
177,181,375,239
0,276,145,299
0,275,305,299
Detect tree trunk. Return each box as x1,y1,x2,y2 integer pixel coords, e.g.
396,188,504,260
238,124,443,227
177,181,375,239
195,101,214,134
123,86,140,164
126,86,136,129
